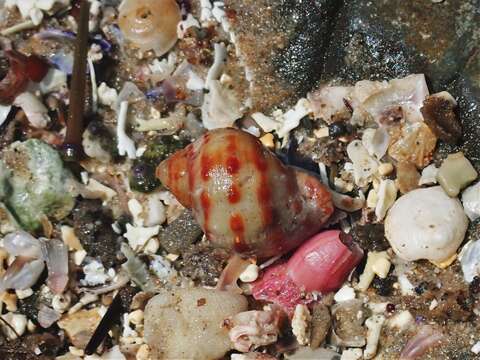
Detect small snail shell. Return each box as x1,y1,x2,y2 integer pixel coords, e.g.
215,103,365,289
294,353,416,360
156,128,334,258
118,0,181,56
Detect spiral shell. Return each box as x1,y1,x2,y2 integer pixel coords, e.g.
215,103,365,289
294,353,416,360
118,0,181,56
156,128,334,258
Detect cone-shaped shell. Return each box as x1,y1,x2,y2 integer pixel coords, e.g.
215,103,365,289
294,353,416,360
157,128,333,258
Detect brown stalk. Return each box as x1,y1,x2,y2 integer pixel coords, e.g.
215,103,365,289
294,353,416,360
62,0,90,161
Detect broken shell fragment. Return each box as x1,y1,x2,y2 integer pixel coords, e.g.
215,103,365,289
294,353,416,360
462,182,480,221
375,179,397,221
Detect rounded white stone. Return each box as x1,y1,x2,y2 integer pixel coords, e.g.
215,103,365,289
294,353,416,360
385,186,468,263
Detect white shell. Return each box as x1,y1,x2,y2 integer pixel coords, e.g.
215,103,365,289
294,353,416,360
346,140,379,186
385,186,468,262
462,181,480,221
459,240,480,282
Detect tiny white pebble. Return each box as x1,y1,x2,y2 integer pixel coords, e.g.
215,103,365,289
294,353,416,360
80,293,99,305
471,341,480,354
128,309,144,326
334,284,356,302
27,319,36,332
73,249,87,266
128,198,144,226
80,171,89,184
68,302,83,315
165,253,179,261
136,344,150,360
15,288,33,300
52,293,72,313
69,346,84,356
378,163,394,176
429,299,439,310
341,348,363,360
366,189,378,208
144,237,160,255
239,264,259,283
291,304,311,346
2,313,27,339
111,222,122,234
219,73,232,85
313,127,329,138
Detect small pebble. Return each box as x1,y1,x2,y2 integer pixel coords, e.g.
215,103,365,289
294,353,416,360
52,293,72,313
239,264,259,283
313,127,329,138
15,288,33,300
165,253,179,261
144,237,160,254
69,347,84,357
386,303,396,313
259,133,274,148
378,163,394,176
471,341,480,354
2,292,17,312
1,313,27,339
328,122,348,138
129,309,144,326
27,319,36,332
73,249,87,266
136,344,151,360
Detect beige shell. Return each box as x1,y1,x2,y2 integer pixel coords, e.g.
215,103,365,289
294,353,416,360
118,0,181,56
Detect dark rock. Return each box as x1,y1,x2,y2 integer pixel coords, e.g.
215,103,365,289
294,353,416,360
158,210,203,254
372,273,397,297
222,0,300,109
129,161,161,193
276,131,321,173
301,0,479,89
351,223,389,252
72,199,122,268
328,122,349,138
0,333,62,359
332,299,368,346
309,303,331,349
273,0,341,95
226,0,480,104
429,290,473,322
179,243,229,286
118,285,138,311
415,281,431,295
421,95,462,144
469,276,480,295
16,291,40,323
85,119,118,159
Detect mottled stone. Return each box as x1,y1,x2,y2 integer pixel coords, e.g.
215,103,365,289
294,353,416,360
57,309,101,349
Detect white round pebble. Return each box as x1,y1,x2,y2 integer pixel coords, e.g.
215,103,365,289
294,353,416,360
239,264,259,283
